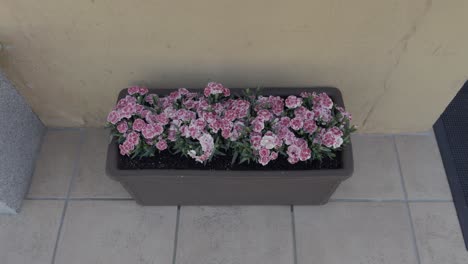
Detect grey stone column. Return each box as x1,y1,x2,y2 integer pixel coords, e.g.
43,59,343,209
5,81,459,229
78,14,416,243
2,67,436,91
0,70,45,214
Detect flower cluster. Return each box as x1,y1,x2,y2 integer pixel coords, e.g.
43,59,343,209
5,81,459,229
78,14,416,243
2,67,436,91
107,83,356,166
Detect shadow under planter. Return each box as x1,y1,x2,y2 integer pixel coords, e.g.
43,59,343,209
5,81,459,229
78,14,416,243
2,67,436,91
106,87,353,205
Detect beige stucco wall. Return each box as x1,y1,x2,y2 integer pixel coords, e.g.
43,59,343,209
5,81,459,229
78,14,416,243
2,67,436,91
0,0,467,133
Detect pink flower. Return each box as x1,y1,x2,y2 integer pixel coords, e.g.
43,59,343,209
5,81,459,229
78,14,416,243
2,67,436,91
336,106,352,121
250,134,262,149
128,86,147,95
169,91,181,101
178,88,189,95
116,122,128,133
155,113,169,125
183,99,196,109
259,148,270,158
257,109,272,121
314,107,332,122
321,127,344,149
278,117,291,127
299,147,311,161
141,124,159,139
116,97,129,109
252,119,265,133
278,127,296,145
119,102,137,119
153,124,164,135
285,95,303,109
290,117,304,130
156,140,168,151
229,121,245,141
329,126,344,137
259,156,271,166
128,86,140,95
270,151,278,160
107,110,120,124
139,87,149,95
119,141,135,156
303,120,317,133
176,109,196,121
204,82,229,97
294,106,307,118
145,94,158,104
287,144,301,164
318,93,333,109
224,110,237,121
126,132,140,146
167,130,177,142
269,96,284,115
221,129,230,139
223,87,231,96
132,119,146,132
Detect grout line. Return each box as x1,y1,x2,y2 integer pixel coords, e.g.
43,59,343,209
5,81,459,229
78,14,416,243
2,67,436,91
47,127,86,131
408,199,453,203
392,131,433,136
68,197,134,201
50,129,86,264
354,131,432,137
329,198,405,203
392,135,422,264
290,205,298,264
25,197,66,201
171,205,181,264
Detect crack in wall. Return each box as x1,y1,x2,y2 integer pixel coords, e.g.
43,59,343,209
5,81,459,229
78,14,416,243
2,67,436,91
361,0,432,129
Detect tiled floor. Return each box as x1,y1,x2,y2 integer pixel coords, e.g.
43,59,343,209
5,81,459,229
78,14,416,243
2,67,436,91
0,128,465,264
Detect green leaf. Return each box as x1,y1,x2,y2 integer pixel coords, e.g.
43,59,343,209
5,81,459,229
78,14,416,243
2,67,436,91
231,151,239,165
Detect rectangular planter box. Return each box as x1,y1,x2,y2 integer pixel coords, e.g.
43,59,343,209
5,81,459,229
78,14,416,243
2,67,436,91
106,87,353,205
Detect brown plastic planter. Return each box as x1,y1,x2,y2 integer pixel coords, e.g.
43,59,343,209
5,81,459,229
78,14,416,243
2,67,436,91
106,87,353,205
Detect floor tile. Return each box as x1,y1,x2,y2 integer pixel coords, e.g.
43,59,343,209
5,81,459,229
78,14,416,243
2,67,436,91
54,201,177,264
28,130,81,198
0,200,64,264
410,202,468,264
395,134,451,200
70,128,131,198
333,135,405,200
295,202,418,264
176,206,293,264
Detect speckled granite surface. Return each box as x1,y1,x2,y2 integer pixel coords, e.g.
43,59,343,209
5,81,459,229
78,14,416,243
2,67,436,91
0,71,44,213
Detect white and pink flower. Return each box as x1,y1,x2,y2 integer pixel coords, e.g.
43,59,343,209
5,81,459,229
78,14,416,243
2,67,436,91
290,117,304,131
204,82,230,97
260,134,278,150
321,127,344,149
285,95,303,109
187,133,215,163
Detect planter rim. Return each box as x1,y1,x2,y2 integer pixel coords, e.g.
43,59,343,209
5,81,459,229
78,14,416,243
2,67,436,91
106,87,353,180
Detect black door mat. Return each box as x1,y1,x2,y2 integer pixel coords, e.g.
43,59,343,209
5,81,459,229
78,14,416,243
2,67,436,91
433,80,468,250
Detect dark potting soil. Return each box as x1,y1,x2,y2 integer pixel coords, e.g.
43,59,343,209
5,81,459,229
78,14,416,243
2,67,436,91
118,148,343,171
